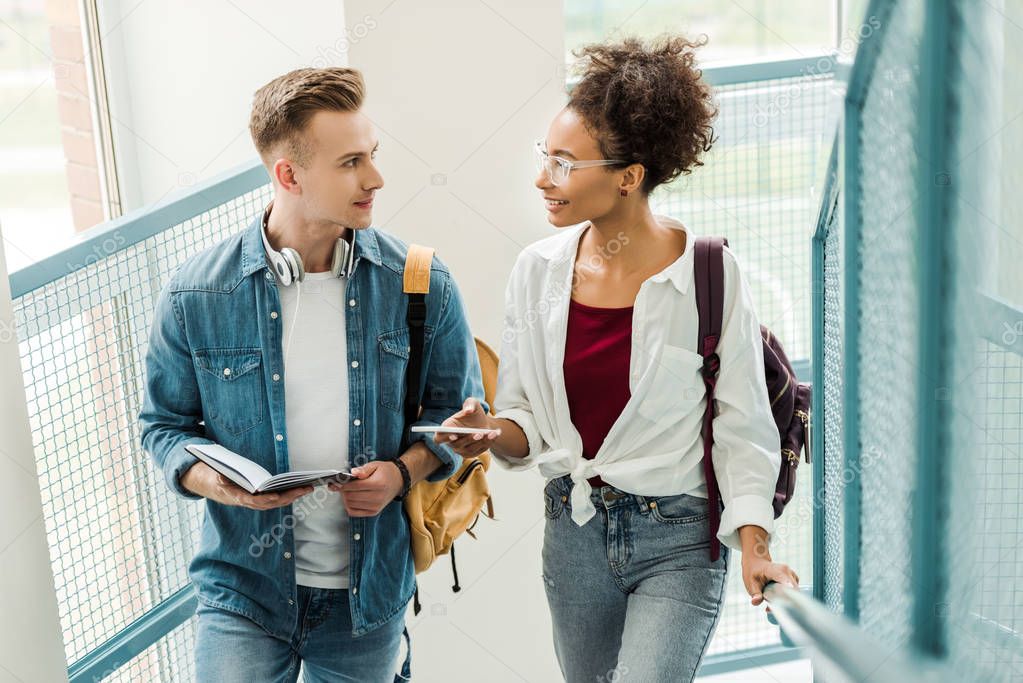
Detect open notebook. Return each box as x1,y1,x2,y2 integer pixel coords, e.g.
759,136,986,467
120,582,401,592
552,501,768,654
184,443,354,494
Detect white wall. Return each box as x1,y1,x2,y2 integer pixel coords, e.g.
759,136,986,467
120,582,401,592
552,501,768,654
343,2,567,679
344,0,566,360
0,227,69,682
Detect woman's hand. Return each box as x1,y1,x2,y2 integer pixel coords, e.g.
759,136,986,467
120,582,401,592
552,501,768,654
737,524,799,608
742,554,800,607
434,397,501,458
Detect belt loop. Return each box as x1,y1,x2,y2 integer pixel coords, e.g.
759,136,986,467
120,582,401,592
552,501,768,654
634,494,651,515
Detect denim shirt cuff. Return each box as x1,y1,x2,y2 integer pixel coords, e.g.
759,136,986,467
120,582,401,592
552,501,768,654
165,437,212,500
408,430,463,482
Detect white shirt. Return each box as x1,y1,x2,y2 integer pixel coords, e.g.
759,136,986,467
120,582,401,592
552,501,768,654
278,271,351,588
492,216,781,550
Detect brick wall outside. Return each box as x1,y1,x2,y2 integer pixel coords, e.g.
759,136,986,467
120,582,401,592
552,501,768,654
45,0,104,232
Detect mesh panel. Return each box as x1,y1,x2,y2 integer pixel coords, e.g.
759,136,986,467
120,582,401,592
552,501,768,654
817,0,1023,676
853,0,926,649
104,617,197,682
655,74,840,362
944,2,1023,678
821,201,844,613
652,72,840,655
945,343,1023,682
13,186,271,669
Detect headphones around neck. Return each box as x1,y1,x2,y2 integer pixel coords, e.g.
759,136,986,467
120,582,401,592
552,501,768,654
260,203,355,286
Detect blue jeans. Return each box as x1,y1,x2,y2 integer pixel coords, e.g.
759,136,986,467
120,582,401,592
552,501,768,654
541,475,730,683
194,587,407,683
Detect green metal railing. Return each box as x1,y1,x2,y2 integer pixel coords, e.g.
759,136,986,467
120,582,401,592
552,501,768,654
807,0,1023,681
11,162,273,682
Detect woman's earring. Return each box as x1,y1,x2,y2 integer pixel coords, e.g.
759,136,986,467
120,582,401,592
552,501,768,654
620,189,628,197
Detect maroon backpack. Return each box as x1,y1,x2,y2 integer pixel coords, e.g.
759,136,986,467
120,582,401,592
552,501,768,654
693,236,811,562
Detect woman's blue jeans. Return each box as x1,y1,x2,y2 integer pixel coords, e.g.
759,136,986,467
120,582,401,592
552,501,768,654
541,475,730,683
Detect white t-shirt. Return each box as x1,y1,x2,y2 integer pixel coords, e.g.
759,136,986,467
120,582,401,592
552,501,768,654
278,271,351,589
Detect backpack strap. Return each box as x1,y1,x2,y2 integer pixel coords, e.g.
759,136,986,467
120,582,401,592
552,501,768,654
694,236,728,562
402,245,435,450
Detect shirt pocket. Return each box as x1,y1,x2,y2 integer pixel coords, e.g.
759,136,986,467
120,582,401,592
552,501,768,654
193,347,265,436
637,343,706,428
377,326,435,413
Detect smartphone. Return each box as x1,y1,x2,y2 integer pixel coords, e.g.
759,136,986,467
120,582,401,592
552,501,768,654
409,426,495,435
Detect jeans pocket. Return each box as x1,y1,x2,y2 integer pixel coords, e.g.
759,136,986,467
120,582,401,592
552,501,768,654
648,493,710,525
543,477,567,520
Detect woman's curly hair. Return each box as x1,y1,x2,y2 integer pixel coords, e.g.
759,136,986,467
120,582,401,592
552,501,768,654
568,35,717,194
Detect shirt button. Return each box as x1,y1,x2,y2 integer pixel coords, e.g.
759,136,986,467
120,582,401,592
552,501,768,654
287,598,294,605
272,373,280,381
352,587,358,595
353,533,361,541
351,360,359,369
349,299,356,307
270,311,278,319
222,368,231,377
283,551,292,559
275,434,284,442
265,271,273,281
353,419,361,427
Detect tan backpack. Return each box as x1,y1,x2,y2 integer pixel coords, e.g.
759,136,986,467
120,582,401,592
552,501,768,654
401,246,496,604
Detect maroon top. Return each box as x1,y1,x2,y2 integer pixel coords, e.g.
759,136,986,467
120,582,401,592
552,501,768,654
563,298,634,489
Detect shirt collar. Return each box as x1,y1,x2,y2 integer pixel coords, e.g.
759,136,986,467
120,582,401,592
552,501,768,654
545,215,693,295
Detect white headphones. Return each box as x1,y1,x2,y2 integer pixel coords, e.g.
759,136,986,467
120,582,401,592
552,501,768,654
260,203,355,286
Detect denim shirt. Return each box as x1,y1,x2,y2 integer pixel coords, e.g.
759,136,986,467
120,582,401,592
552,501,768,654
139,214,486,638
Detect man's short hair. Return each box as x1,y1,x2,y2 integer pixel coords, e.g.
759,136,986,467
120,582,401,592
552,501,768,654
249,67,365,166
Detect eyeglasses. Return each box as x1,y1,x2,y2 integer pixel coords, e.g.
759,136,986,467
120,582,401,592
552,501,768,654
533,138,625,186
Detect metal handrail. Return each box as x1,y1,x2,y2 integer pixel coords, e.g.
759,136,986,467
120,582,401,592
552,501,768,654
763,582,958,682
67,586,195,683
8,158,268,299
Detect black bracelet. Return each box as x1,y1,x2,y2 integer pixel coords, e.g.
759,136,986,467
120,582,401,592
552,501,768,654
390,458,412,501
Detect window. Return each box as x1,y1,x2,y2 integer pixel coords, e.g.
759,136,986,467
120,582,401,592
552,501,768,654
564,0,839,65
0,0,110,273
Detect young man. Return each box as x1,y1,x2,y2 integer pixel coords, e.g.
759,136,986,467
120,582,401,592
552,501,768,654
139,67,485,682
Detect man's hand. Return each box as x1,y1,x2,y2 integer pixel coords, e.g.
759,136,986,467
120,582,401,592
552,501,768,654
331,460,404,517
180,461,313,510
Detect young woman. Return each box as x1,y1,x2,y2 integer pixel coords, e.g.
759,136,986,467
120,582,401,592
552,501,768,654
437,35,799,682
